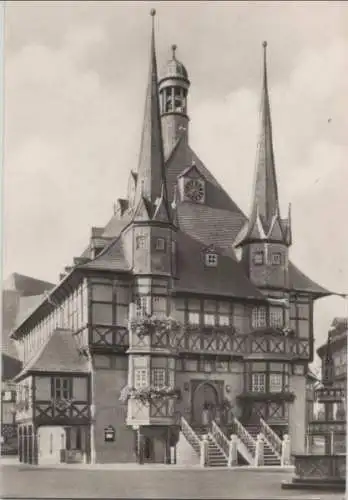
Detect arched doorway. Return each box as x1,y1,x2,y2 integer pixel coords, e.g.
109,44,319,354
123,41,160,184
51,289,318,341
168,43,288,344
192,382,219,427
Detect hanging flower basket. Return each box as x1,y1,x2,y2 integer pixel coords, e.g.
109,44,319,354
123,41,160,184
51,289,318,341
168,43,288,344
120,386,181,404
130,315,182,338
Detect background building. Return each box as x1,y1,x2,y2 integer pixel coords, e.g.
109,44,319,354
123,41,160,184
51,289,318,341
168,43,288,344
8,14,332,466
1,273,54,454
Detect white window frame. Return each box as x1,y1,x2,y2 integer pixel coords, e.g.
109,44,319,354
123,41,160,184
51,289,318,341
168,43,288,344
205,253,218,267
188,312,200,325
218,314,230,326
271,252,282,265
253,251,264,265
53,377,71,400
269,307,284,328
151,368,166,389
134,368,147,389
204,313,216,326
269,373,283,393
252,307,267,328
252,373,266,392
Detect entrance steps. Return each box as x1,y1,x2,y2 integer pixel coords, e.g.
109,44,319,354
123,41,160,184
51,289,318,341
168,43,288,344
180,417,284,468
244,425,281,466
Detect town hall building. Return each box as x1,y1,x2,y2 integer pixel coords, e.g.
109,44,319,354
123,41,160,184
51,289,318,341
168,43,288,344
10,11,331,466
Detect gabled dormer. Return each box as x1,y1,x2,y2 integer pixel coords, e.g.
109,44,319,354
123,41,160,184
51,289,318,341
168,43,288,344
235,42,291,290
178,161,206,204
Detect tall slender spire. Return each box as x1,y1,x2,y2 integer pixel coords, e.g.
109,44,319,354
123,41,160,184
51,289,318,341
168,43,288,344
133,10,170,221
235,41,290,247
252,41,280,232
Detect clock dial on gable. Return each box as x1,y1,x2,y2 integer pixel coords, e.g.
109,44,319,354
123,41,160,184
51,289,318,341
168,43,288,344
178,162,206,204
184,178,205,203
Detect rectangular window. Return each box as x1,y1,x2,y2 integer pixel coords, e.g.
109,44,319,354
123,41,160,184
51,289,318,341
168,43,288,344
205,253,218,267
252,373,266,392
136,235,146,249
204,314,215,326
92,284,113,302
92,303,113,324
151,368,166,388
253,251,264,265
218,315,230,326
188,312,200,325
270,373,283,393
252,307,267,328
53,378,71,400
271,253,282,265
155,238,166,251
269,307,283,328
152,296,167,315
134,369,147,389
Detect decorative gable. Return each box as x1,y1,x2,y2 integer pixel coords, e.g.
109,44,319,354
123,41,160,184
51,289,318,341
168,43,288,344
178,162,206,204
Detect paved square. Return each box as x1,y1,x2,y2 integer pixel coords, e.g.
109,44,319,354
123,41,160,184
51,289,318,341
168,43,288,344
0,463,345,499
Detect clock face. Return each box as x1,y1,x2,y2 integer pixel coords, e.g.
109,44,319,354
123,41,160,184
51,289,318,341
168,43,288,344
184,179,205,202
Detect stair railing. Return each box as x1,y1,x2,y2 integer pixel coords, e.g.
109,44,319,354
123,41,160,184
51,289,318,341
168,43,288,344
260,417,282,458
233,417,256,457
181,417,201,455
211,420,229,458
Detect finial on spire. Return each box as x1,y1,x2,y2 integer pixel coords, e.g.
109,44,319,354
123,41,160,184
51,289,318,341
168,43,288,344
171,44,177,59
263,40,267,48
150,8,156,17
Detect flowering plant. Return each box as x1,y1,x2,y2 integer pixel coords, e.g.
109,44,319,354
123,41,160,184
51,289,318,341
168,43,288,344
281,327,295,336
130,315,182,337
119,385,181,404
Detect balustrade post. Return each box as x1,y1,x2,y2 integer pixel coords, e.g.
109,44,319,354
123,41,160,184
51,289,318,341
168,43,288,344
281,434,291,466
200,435,208,467
228,434,238,467
254,433,264,467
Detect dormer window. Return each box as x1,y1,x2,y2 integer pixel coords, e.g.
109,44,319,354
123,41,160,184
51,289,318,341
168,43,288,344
271,253,282,265
253,251,264,265
155,237,166,251
205,252,218,267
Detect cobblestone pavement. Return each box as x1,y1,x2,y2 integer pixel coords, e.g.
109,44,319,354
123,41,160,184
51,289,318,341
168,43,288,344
0,463,345,499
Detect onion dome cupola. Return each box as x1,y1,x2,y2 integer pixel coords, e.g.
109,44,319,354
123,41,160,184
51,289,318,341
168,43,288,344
159,45,191,159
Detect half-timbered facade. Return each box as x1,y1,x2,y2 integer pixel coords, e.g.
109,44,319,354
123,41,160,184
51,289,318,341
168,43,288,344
11,12,331,465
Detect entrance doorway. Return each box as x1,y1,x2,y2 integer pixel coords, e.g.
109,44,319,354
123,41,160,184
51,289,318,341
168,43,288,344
192,382,220,427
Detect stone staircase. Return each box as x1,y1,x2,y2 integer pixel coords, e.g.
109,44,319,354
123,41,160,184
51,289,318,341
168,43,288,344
180,417,286,468
194,427,228,467
244,424,281,466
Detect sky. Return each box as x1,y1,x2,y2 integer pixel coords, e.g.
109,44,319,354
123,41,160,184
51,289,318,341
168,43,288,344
2,1,348,358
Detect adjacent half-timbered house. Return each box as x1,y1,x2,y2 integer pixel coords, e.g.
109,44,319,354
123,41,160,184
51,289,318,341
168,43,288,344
10,12,331,465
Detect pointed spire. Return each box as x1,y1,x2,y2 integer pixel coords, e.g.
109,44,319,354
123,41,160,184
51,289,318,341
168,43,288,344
252,40,280,232
235,42,290,248
133,10,170,221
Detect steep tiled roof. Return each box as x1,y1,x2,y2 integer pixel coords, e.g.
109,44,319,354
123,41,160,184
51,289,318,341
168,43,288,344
2,354,22,381
81,235,131,272
174,232,265,300
15,295,45,328
288,262,331,297
3,273,54,297
14,329,89,381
